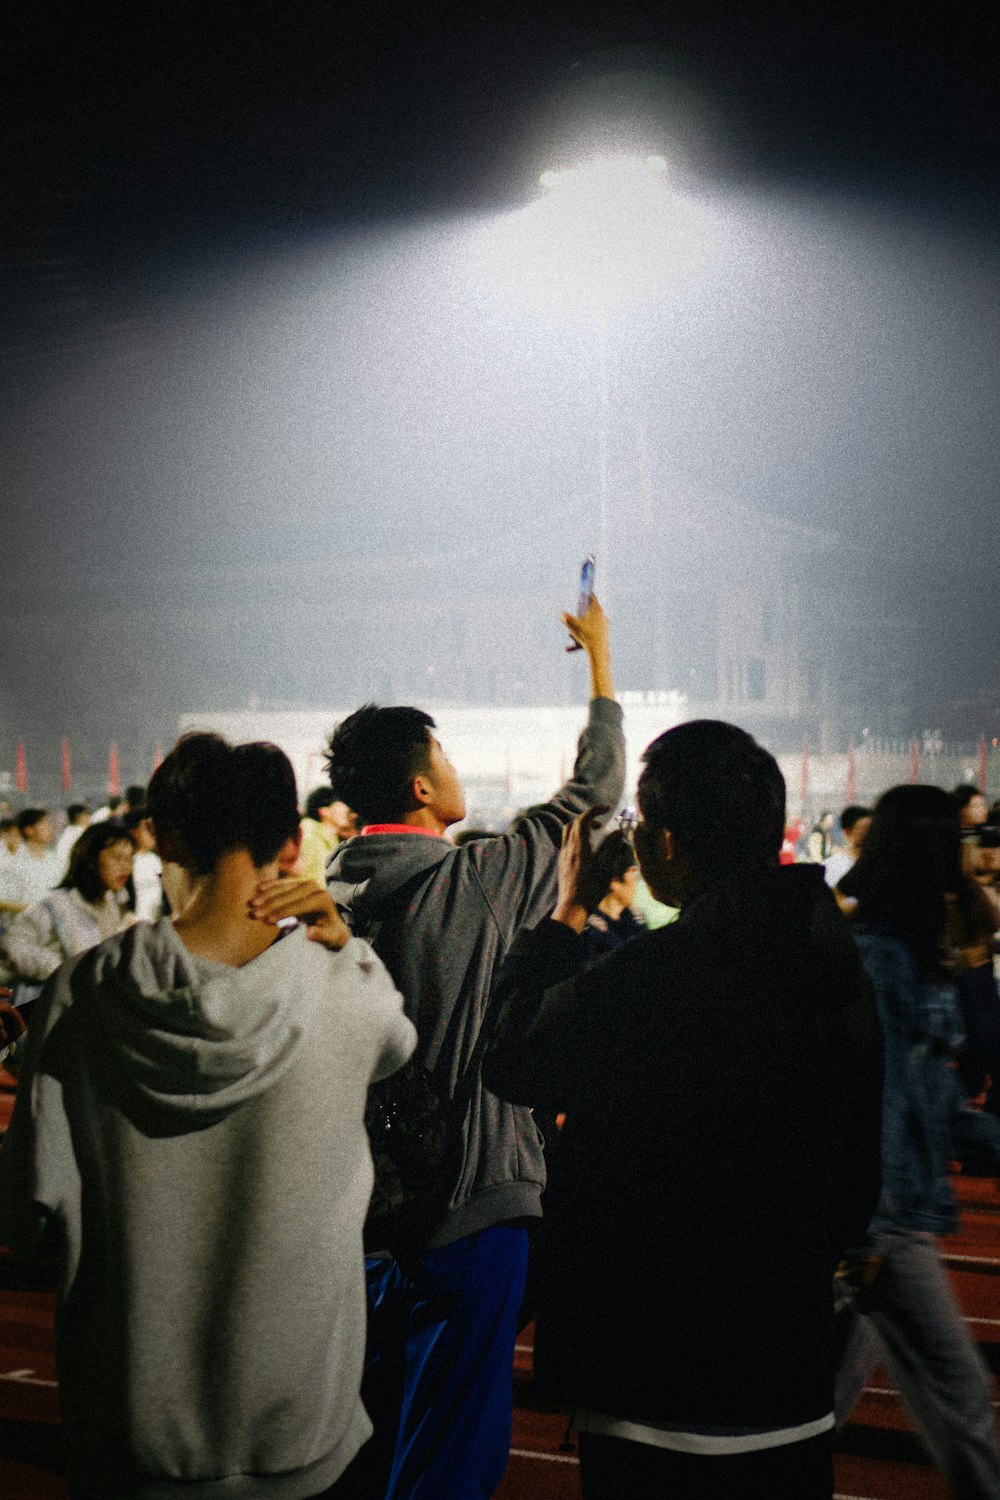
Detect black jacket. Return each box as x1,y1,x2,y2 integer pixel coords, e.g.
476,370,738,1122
483,863,883,1429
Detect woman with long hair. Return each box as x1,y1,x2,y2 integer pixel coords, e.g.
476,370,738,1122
2,822,135,1006
835,783,1000,1498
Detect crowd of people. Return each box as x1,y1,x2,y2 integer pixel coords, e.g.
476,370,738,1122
0,598,998,1500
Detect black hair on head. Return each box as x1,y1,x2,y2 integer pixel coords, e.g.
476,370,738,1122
604,831,638,882
304,785,337,820
839,783,993,973
16,807,48,834
637,720,785,882
60,822,134,902
148,732,299,874
953,783,984,809
840,805,872,832
325,705,435,827
66,803,90,823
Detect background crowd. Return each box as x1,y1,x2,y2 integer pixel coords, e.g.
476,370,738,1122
0,606,998,1500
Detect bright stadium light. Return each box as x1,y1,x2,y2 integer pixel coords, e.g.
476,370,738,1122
538,153,669,191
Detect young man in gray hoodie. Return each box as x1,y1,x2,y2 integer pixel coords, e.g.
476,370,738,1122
0,734,416,1500
321,599,625,1500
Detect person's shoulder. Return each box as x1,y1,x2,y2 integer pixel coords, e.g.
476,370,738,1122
580,918,692,989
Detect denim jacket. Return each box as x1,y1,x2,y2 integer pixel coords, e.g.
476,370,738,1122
855,926,963,1236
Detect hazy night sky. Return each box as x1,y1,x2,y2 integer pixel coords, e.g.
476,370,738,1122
2,5,998,787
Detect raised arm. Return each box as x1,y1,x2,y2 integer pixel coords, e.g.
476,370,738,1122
563,595,615,703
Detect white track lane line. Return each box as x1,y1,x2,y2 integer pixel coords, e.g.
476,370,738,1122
508,1447,579,1465
0,1368,58,1387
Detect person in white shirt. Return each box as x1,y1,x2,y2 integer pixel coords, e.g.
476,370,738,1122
7,809,63,910
824,805,873,892
3,823,135,994
53,803,92,878
0,819,24,915
123,809,165,921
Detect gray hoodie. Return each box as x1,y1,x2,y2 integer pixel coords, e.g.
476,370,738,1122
326,694,625,1248
0,918,415,1500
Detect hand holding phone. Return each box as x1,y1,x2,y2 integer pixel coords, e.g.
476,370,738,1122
566,554,596,652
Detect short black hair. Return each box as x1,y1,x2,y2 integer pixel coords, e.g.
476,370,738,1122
124,783,146,806
66,802,90,823
16,807,48,834
304,785,337,820
604,831,638,883
325,705,435,827
638,720,785,881
954,784,985,809
148,732,299,874
60,822,134,903
840,805,872,833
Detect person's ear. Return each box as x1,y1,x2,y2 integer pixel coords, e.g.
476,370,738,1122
660,829,676,862
150,822,182,863
412,774,433,806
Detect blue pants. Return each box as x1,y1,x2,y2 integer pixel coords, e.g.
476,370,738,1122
338,1226,529,1500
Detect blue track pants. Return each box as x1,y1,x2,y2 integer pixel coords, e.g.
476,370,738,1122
338,1226,529,1500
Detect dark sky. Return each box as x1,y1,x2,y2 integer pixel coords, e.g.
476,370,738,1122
3,3,998,781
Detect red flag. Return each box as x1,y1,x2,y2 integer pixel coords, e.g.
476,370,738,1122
979,735,988,793
108,742,121,798
799,736,809,807
909,739,920,784
61,737,72,792
153,741,164,774
845,739,857,804
15,739,27,794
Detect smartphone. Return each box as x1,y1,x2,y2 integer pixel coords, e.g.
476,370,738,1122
578,554,596,614
567,554,596,651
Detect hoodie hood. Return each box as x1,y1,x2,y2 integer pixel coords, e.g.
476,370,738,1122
327,831,453,932
74,918,313,1121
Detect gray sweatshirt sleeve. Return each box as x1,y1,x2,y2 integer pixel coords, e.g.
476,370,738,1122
468,696,626,937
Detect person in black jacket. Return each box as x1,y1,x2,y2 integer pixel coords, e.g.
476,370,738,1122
483,719,883,1500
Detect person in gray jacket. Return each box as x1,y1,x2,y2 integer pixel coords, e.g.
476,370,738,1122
317,598,625,1500
0,732,416,1500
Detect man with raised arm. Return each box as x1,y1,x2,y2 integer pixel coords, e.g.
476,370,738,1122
318,599,624,1500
